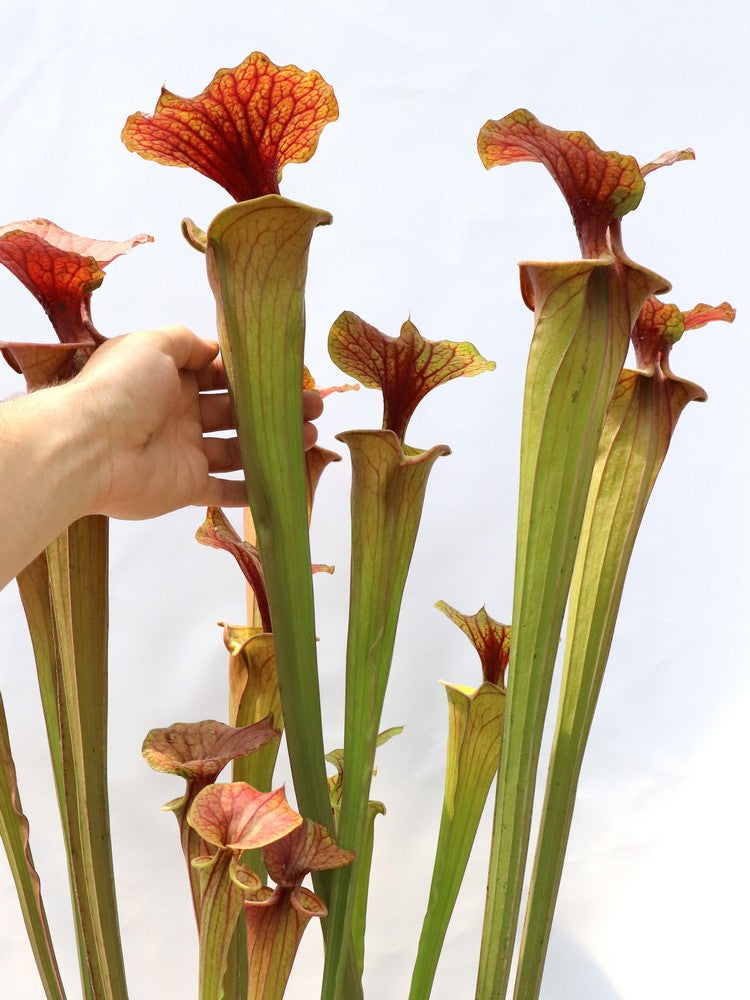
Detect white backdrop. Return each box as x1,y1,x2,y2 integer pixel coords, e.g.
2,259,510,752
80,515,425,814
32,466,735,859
1,2,748,998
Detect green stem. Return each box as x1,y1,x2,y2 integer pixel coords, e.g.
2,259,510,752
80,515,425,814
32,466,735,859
350,800,385,978
410,682,504,1000
475,259,662,999
17,521,127,1000
16,555,63,792
0,691,67,999
16,554,91,993
206,197,364,999
45,517,128,1000
321,431,449,999
512,368,701,1000
222,920,249,1000
196,850,246,1000
206,196,333,843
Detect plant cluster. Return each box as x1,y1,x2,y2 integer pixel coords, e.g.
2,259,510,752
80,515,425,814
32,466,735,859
0,50,734,1000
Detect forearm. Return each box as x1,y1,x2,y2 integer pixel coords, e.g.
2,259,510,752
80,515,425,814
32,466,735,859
0,383,104,590
0,326,316,590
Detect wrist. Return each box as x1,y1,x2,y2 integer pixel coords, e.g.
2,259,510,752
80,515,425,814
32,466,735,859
0,382,109,588
52,379,113,518
20,380,111,523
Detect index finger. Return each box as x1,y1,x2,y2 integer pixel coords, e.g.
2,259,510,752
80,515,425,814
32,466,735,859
143,325,220,372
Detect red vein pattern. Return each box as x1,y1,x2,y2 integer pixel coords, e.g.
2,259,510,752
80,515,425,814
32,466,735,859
478,109,645,257
263,818,354,889
632,296,736,370
0,221,151,386
189,783,302,851
436,602,510,688
122,52,339,202
142,719,279,782
196,507,272,633
329,313,495,442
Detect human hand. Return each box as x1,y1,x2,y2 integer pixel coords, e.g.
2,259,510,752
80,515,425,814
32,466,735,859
70,325,323,520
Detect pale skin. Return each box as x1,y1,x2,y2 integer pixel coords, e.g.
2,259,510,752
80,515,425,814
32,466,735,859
0,325,323,591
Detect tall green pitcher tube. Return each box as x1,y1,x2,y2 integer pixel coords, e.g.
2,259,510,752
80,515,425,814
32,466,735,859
476,256,665,999
205,194,333,842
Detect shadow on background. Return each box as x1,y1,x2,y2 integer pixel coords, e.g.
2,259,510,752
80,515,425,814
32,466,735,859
541,926,624,999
